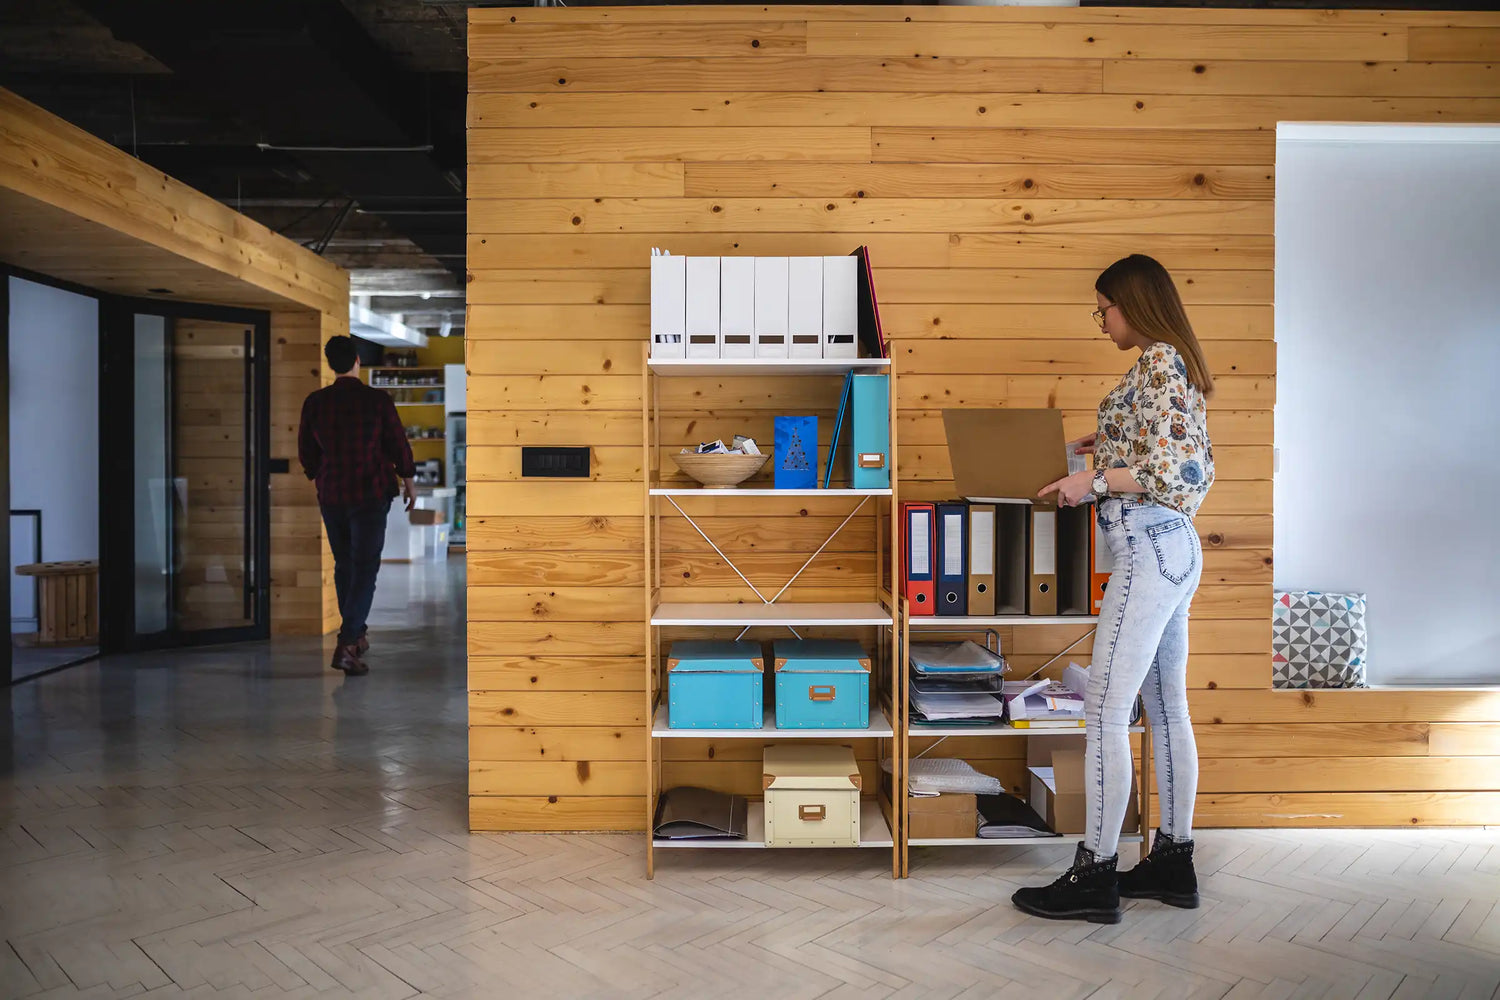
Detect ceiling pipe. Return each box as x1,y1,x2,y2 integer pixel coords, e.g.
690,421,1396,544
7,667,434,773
255,142,435,153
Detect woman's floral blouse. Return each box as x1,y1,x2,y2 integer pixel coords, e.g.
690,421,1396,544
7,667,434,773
1094,341,1214,516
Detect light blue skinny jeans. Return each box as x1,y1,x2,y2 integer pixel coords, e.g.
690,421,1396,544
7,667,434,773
1086,497,1202,859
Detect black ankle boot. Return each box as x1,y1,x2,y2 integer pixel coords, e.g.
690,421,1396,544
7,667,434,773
1011,843,1121,924
1118,830,1199,908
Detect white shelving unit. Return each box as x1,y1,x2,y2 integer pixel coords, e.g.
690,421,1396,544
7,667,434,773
651,602,893,627
652,705,895,739
642,344,900,879
909,722,1143,737
649,358,891,378
649,487,893,497
910,615,1099,628
899,601,1152,874
655,800,894,850
910,831,1145,848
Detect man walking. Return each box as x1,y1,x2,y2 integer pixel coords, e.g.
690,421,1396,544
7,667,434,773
298,336,416,675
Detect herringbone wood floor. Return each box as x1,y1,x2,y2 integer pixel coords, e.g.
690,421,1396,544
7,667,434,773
2,562,1497,999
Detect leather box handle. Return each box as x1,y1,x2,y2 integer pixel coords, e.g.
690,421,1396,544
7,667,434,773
809,685,836,702
799,804,826,822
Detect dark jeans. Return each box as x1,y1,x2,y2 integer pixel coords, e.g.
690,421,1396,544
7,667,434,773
320,498,391,646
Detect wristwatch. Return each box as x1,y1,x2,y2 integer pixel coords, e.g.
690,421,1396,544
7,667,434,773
1092,470,1109,497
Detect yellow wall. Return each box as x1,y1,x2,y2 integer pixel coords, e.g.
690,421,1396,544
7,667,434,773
465,6,1500,832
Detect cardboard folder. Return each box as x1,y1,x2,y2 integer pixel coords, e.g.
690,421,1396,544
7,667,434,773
1057,506,1093,616
942,409,1070,617
903,502,936,615
754,257,789,358
936,502,968,616
849,373,890,489
968,503,996,617
821,255,859,359
787,257,823,358
650,253,686,358
1030,509,1058,615
719,255,755,359
995,502,1028,615
685,256,721,359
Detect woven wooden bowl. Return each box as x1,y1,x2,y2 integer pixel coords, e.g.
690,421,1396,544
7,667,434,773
670,451,771,488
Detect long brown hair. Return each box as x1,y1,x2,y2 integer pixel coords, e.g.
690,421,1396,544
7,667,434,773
1096,254,1215,399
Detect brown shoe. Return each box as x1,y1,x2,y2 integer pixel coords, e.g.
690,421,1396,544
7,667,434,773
356,632,369,656
331,644,368,676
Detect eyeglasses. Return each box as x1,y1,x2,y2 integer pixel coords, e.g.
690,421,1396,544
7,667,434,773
1091,303,1116,329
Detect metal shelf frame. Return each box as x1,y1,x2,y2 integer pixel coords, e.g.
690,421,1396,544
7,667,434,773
642,345,902,879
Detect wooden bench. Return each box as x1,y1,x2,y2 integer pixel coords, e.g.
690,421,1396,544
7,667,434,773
15,560,99,645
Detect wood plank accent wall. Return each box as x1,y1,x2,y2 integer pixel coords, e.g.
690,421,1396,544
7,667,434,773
0,88,347,637
466,6,1500,832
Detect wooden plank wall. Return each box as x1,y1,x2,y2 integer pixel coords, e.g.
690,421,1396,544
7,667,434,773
270,311,339,636
466,5,1500,832
0,89,346,637
174,318,253,631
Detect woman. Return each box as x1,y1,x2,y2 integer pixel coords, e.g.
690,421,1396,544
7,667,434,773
1012,254,1215,924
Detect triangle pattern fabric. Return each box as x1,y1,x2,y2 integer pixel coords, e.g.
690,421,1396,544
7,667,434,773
1272,590,1367,690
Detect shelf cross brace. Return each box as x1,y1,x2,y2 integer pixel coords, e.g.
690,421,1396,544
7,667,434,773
661,493,872,639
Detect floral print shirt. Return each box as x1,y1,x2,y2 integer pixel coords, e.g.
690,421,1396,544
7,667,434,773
1094,341,1214,517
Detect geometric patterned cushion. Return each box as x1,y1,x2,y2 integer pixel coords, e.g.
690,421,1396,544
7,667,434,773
1272,591,1367,689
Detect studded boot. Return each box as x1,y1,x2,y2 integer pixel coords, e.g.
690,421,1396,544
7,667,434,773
1011,843,1122,924
1117,830,1199,908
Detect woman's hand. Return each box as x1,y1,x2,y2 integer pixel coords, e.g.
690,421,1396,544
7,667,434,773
1067,431,1098,456
1038,470,1095,508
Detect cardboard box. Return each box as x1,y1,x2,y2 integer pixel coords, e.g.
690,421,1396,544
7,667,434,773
942,409,1073,616
942,409,1069,509
408,507,443,525
763,744,861,848
908,792,977,840
1028,748,1138,836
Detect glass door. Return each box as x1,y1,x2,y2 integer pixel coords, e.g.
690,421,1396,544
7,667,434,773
100,301,270,649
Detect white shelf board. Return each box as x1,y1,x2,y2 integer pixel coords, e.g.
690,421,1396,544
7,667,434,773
909,723,1144,736
910,833,1144,848
652,602,893,626
650,487,892,497
654,799,893,849
652,705,894,739
909,615,1099,627
649,358,891,377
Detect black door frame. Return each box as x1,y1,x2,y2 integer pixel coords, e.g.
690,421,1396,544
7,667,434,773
99,296,272,652
3,265,111,683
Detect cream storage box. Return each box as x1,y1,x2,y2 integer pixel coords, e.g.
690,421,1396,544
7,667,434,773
762,744,861,847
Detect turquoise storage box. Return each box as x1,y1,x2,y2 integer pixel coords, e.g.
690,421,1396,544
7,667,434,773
773,639,872,730
667,640,764,729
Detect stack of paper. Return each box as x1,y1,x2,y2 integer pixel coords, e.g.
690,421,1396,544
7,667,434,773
1003,677,1085,728
910,690,1005,724
909,641,1007,726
